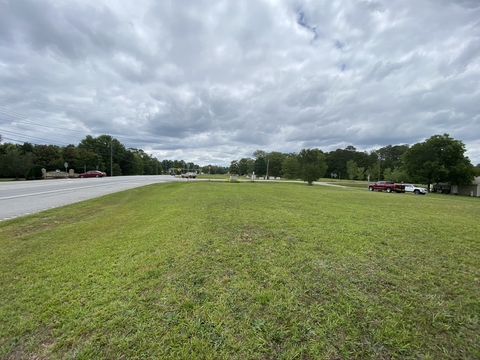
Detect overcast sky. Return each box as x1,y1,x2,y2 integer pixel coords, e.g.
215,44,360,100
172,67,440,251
0,0,479,165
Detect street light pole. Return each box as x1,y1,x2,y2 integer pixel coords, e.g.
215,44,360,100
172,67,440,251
266,158,270,180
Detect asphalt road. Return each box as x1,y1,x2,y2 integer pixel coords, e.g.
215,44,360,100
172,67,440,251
0,175,183,221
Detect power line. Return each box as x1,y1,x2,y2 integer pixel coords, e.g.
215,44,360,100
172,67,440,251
0,105,32,119
1,136,25,144
0,128,69,145
0,128,70,146
0,107,147,146
0,107,134,141
0,108,88,135
0,107,167,164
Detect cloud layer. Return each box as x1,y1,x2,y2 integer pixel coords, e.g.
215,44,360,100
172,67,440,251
1,0,479,164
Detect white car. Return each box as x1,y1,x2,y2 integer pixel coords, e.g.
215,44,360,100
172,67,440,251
181,172,197,178
404,184,427,195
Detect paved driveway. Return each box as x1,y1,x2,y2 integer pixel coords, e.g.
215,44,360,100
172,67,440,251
0,175,182,221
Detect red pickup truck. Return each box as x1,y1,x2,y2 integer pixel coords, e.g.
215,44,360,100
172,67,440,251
368,181,405,193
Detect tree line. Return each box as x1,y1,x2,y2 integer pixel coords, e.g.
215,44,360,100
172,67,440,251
1,133,478,187
228,134,479,188
0,134,205,179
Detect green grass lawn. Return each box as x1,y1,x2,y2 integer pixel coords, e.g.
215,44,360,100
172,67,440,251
1,183,479,359
323,179,369,189
196,174,229,180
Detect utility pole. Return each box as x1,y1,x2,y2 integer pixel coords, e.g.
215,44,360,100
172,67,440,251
266,158,270,180
110,141,113,176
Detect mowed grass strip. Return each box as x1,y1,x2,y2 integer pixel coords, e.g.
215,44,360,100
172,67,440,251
0,183,479,359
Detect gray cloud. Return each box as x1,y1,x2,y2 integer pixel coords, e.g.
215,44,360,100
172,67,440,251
0,0,479,165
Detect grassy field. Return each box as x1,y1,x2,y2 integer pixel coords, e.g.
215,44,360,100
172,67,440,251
322,179,369,189
195,175,372,189
196,174,229,180
196,175,371,189
0,183,479,359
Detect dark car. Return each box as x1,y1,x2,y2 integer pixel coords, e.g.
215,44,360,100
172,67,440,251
79,170,106,178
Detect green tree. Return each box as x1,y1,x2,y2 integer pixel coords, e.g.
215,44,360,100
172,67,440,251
356,166,365,180
376,144,410,174
347,160,365,180
201,165,228,174
0,142,16,156
390,167,409,182
33,145,64,170
266,152,285,178
122,149,144,175
129,149,156,174
326,146,374,179
253,150,266,159
254,156,267,177
1,148,33,179
141,154,161,175
383,168,393,181
20,142,34,154
367,160,381,182
229,160,239,174
62,145,79,171
112,163,122,176
238,158,254,175
403,134,474,190
346,160,358,180
282,155,300,179
298,149,327,185
79,135,127,176
77,148,102,173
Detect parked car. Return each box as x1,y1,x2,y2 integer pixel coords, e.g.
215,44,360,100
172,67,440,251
79,170,106,178
368,181,405,193
404,184,427,195
181,172,197,178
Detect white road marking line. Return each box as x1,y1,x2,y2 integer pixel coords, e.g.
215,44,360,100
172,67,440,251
0,178,176,221
0,180,167,201
0,183,117,200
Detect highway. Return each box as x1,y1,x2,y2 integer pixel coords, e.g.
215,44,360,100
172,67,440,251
0,175,183,221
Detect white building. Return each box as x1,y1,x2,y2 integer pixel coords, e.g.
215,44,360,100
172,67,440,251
451,176,480,197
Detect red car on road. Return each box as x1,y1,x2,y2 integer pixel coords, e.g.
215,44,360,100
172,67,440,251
78,170,106,178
